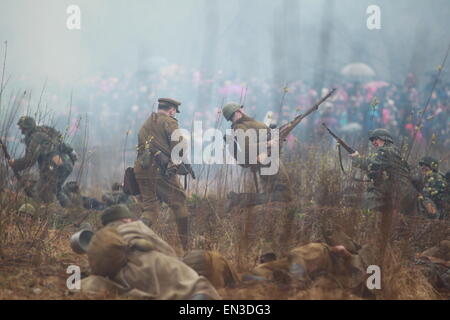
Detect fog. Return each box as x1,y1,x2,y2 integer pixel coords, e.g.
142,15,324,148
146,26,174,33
2,0,449,86
1,0,449,188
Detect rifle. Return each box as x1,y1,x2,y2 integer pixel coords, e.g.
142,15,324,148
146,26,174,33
149,139,196,180
321,123,356,154
279,88,336,142
0,137,21,180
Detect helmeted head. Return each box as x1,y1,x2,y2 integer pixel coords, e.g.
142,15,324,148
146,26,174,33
101,204,132,226
369,128,393,144
18,203,35,217
111,182,122,191
158,98,181,114
65,181,80,193
222,102,242,121
419,156,439,172
17,116,36,134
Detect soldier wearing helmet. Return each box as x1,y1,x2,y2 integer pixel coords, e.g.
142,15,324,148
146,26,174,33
222,102,293,204
349,128,418,215
17,116,37,135
222,102,294,251
8,116,76,204
417,156,448,219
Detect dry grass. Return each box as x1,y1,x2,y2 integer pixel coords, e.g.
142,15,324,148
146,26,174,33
0,145,448,300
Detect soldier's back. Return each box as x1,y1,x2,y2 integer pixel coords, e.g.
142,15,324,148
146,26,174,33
138,112,179,155
232,114,269,131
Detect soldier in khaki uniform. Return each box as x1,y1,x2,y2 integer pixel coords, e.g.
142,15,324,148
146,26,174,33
222,103,294,253
134,98,189,249
82,205,220,299
222,102,293,206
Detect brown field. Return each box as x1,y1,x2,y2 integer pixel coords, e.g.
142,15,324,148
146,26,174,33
1,147,448,300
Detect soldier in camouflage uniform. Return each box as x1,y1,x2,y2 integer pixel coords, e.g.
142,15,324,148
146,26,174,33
134,98,189,250
417,156,448,219
349,128,418,215
8,116,76,205
222,102,293,207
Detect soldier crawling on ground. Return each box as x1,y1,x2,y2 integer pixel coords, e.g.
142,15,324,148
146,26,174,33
81,205,220,300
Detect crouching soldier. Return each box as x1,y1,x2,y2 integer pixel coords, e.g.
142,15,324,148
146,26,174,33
417,157,448,219
8,116,76,205
349,129,418,215
81,205,220,300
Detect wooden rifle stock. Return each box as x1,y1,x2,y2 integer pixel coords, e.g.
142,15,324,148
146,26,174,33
321,123,356,154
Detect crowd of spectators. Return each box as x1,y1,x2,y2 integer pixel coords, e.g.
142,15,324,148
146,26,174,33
65,64,449,153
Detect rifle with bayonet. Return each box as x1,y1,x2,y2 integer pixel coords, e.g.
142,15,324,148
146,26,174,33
321,123,356,154
0,137,21,180
279,88,337,142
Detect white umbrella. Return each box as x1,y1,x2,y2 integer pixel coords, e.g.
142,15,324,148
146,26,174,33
341,62,376,78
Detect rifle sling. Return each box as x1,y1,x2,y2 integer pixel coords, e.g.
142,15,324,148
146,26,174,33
337,144,371,183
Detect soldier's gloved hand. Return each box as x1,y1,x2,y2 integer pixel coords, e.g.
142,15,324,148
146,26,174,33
350,151,360,158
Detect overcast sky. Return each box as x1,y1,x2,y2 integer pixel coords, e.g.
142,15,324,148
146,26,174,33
0,0,449,91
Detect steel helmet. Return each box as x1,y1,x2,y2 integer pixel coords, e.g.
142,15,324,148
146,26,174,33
222,102,242,121
369,128,393,143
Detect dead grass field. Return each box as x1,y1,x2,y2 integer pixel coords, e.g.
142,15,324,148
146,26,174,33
0,148,448,300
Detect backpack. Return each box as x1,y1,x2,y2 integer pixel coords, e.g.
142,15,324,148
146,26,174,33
35,126,77,163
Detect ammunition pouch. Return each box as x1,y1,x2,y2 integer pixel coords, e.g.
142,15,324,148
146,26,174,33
139,149,152,169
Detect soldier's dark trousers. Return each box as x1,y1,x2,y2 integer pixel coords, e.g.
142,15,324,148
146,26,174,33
37,161,72,204
134,160,189,250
